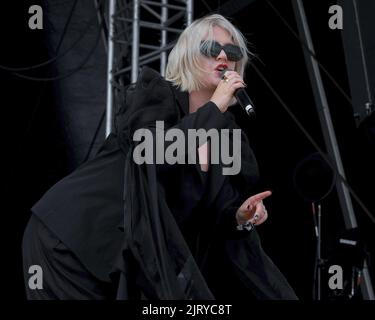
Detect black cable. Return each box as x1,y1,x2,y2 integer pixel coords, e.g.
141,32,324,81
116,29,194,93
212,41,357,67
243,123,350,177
311,202,319,300
0,0,105,73
80,105,106,164
13,19,103,82
22,0,79,139
53,0,80,55
312,240,319,299
262,1,375,225
93,0,109,53
265,0,354,112
249,59,375,225
201,0,213,12
81,0,134,164
77,0,109,164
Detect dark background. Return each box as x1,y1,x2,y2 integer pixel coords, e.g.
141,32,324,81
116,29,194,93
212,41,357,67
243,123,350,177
2,0,374,301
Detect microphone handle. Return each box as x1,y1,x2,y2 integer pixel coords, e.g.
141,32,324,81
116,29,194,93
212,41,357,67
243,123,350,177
220,68,255,117
234,88,256,117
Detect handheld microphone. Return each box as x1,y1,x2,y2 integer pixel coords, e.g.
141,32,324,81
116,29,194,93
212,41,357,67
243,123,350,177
221,69,255,117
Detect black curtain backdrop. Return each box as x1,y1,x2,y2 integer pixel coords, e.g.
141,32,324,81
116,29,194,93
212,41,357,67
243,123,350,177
2,0,374,302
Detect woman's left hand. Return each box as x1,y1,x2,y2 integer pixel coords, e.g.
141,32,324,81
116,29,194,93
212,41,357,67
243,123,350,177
236,191,272,226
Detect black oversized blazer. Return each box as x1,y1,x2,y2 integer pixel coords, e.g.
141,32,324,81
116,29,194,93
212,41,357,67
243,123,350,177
31,67,297,299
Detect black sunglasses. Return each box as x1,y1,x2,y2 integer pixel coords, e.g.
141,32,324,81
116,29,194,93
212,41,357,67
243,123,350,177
200,41,244,62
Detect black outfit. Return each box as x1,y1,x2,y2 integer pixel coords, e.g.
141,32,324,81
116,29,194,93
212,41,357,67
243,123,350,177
22,67,297,300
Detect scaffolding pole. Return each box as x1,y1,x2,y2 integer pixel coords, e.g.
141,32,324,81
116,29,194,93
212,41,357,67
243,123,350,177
105,0,192,135
105,0,116,137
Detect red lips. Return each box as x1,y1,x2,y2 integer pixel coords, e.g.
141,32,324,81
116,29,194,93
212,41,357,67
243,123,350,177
215,63,228,72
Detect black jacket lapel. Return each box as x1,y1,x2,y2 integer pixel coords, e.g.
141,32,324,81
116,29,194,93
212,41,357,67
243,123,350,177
171,85,189,117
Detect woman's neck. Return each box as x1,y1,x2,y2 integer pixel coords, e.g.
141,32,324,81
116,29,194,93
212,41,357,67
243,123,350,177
189,89,213,113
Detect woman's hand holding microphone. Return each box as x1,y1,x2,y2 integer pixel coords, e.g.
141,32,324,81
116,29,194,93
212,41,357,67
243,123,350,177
210,70,246,113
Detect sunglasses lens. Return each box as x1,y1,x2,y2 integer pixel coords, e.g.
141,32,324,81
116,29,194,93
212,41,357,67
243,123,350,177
200,41,221,58
200,42,211,57
210,42,222,57
224,44,243,62
200,41,243,61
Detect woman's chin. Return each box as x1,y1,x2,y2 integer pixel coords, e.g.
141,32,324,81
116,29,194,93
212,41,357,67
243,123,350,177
209,79,221,89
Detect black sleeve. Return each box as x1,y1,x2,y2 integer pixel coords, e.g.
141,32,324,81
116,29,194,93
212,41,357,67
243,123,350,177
166,101,230,133
210,176,248,238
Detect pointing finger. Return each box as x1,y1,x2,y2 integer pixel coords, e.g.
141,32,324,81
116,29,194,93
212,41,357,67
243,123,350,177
246,191,272,210
250,191,272,203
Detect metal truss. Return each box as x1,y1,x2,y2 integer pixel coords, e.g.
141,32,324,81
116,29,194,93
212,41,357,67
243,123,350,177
105,0,193,136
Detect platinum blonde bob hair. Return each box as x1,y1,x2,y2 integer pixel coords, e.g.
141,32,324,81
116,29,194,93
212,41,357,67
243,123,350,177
165,14,251,92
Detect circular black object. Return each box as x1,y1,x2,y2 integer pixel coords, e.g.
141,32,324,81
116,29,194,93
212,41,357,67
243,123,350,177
293,152,336,202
